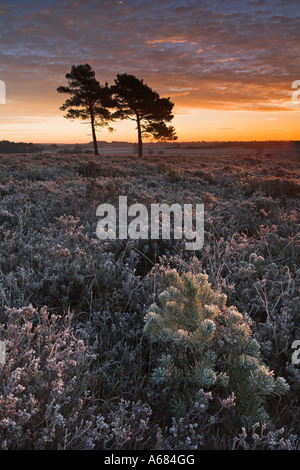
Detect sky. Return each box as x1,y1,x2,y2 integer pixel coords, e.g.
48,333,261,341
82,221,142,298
0,0,299,144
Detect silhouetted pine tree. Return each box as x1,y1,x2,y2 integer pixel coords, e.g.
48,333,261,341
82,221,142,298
57,64,114,155
111,74,177,157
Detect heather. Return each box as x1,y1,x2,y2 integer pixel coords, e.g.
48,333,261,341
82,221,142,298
0,147,299,450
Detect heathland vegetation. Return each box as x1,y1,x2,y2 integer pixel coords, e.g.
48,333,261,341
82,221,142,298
0,146,299,449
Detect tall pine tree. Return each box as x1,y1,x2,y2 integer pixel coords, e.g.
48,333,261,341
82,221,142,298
111,74,177,157
57,64,113,155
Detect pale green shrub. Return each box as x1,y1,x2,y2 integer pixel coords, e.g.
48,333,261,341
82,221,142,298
143,269,289,428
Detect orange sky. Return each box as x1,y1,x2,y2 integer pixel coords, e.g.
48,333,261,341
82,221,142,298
0,0,299,144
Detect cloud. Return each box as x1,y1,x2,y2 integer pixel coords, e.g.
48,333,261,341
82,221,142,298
0,0,299,124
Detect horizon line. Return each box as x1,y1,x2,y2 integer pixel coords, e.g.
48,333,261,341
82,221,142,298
2,139,299,146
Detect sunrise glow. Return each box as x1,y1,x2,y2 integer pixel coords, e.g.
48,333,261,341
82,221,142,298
0,0,299,144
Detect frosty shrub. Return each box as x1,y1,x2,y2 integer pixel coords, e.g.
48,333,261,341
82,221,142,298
0,305,97,449
0,304,156,450
143,269,289,428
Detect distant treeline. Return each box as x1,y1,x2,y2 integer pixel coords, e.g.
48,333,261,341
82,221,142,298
0,140,43,153
174,141,300,150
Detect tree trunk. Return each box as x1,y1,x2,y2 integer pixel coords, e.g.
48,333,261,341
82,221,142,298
136,115,143,157
91,115,99,156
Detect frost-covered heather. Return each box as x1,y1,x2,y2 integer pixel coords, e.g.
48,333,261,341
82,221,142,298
0,149,299,449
